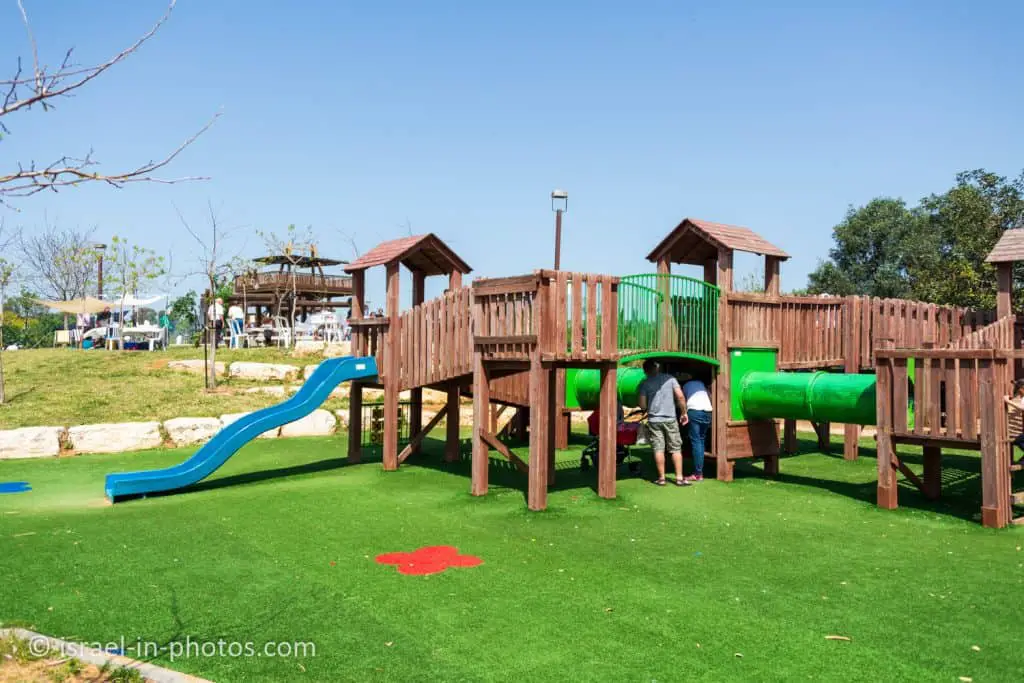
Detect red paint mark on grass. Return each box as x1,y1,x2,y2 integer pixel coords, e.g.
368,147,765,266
375,546,482,576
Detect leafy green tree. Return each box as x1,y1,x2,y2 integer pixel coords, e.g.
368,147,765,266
807,170,1024,310
908,169,1024,309
807,198,922,298
169,291,199,333
106,236,167,324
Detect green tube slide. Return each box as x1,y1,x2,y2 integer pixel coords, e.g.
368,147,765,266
739,371,877,426
571,367,647,410
569,366,880,427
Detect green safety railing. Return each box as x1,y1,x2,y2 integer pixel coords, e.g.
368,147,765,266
618,274,719,363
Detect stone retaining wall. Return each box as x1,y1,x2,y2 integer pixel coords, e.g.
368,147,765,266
0,405,490,459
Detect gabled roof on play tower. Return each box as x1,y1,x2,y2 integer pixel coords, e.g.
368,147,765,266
985,229,1024,263
646,217,790,265
344,233,472,276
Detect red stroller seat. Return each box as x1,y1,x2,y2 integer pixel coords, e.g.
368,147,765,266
581,407,641,474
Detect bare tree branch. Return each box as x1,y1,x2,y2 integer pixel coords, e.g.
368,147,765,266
1,0,217,204
1,114,219,201
3,0,176,119
17,221,97,300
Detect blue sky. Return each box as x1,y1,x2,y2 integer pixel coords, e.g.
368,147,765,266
3,0,1023,308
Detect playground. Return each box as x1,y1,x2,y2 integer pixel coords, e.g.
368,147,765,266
2,432,1022,681
4,219,1024,681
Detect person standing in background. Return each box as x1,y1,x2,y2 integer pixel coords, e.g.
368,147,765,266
227,301,245,348
676,373,713,483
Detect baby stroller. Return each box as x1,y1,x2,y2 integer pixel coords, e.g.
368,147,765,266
580,405,643,475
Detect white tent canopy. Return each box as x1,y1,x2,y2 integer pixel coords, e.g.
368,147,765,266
115,294,168,308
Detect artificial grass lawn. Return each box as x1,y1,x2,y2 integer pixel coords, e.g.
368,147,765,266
1,432,1023,682
0,347,351,429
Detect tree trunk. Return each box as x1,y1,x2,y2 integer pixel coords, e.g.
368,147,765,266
207,277,218,389
0,285,6,405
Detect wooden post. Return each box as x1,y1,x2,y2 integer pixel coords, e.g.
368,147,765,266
922,445,942,500
783,419,797,454
348,382,363,463
555,369,569,449
764,256,781,297
547,368,557,486
996,263,1013,320
598,364,617,498
528,353,549,510
445,382,461,462
843,296,862,460
471,353,489,495
980,355,1011,528
716,247,734,482
449,270,463,291
351,270,365,356
875,340,898,510
382,261,400,471
817,422,832,453
703,258,717,287
409,269,425,455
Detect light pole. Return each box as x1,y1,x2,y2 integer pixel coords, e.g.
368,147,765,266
551,189,568,270
93,243,107,298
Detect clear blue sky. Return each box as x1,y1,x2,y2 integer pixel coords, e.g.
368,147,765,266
3,0,1023,307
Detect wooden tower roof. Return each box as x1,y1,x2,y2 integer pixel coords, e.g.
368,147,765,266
985,229,1024,263
647,217,789,265
344,233,472,276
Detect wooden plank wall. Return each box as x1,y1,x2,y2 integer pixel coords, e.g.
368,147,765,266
875,348,996,444
536,270,620,362
396,287,473,391
728,294,993,371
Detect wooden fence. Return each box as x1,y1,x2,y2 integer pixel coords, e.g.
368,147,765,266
951,315,1016,350
471,274,541,361
537,270,619,363
728,294,847,369
875,347,1003,444
727,294,994,370
397,288,473,390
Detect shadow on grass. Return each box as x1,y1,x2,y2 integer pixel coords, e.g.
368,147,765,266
761,435,987,523
152,428,992,524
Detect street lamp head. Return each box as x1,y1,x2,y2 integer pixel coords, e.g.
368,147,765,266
93,243,107,250
550,189,568,213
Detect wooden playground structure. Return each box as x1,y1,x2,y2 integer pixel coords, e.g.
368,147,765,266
343,222,1024,527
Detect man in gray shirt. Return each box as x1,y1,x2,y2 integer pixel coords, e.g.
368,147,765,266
637,359,689,486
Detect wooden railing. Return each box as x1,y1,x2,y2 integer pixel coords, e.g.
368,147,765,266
471,274,541,361
727,294,994,371
876,346,1007,444
951,315,1016,350
350,318,388,377
236,271,353,294
728,293,846,369
397,288,472,390
537,270,619,363
856,298,991,367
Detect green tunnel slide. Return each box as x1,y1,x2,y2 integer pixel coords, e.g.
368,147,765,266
566,348,880,426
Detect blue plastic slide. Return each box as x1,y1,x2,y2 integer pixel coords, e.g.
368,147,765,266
104,356,378,501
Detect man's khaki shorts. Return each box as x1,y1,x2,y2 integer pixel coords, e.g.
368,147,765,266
647,420,682,453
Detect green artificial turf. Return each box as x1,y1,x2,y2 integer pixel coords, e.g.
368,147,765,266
1,433,1023,682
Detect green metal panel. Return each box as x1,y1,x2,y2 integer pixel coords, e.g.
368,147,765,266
729,347,778,420
740,371,877,426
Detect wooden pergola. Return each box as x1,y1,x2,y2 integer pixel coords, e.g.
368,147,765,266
646,217,790,481
228,252,353,323
344,234,472,468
